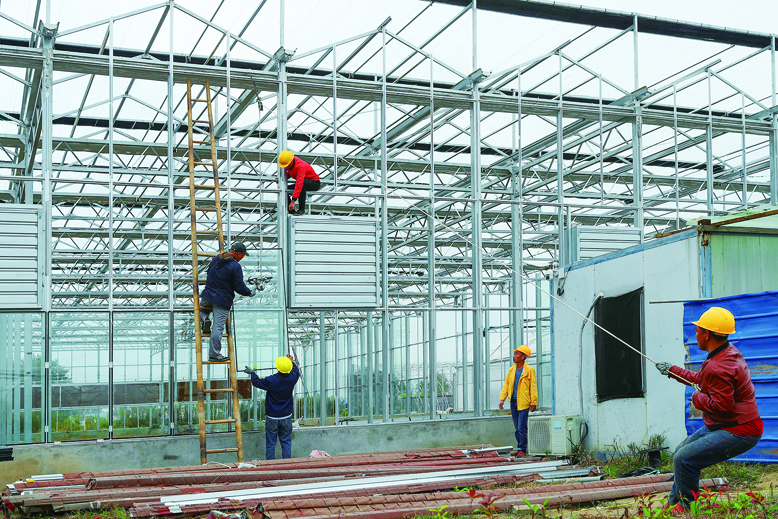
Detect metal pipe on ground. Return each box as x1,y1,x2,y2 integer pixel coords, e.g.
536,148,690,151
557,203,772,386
87,461,522,489
55,446,491,480
160,460,567,506
128,477,727,519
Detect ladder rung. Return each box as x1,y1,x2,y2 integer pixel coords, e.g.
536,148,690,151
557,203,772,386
193,119,211,124
203,358,231,364
206,448,240,454
201,333,229,337
193,185,217,190
192,140,210,145
194,161,214,166
191,98,208,102
204,388,235,394
195,231,220,235
206,419,236,424
194,207,219,212
197,253,218,257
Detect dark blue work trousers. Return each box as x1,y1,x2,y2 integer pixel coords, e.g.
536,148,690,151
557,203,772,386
669,425,760,508
510,401,530,452
265,416,293,460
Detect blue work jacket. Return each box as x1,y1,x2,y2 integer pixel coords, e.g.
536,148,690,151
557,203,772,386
200,252,252,309
250,364,300,419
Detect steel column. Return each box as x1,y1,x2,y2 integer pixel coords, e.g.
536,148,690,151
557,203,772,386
367,311,374,423
381,27,390,423
471,82,483,417
427,54,437,420
319,312,327,426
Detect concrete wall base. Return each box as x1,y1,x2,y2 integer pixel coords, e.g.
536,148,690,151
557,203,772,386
2,416,513,482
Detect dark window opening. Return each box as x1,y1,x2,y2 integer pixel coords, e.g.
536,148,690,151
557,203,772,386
594,287,644,402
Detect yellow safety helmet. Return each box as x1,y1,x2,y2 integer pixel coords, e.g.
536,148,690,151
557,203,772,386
278,150,294,168
275,356,293,373
514,345,531,358
693,306,736,335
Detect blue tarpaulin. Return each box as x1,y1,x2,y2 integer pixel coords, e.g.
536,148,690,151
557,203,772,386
683,291,778,463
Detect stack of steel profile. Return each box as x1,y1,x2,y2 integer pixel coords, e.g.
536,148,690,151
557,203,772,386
2,446,725,518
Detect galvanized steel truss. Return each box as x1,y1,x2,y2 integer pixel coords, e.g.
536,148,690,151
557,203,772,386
0,0,776,425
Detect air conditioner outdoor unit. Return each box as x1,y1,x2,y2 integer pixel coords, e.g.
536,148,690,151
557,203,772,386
528,414,581,456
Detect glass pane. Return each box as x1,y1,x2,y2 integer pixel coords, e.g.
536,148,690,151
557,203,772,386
388,314,405,416
434,309,459,417
50,312,109,441
174,313,231,434
0,313,44,444
112,312,170,438
234,309,284,430
487,300,512,413
339,314,368,423
405,312,427,417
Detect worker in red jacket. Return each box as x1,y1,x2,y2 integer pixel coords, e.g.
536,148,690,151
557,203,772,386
656,306,762,512
279,150,320,215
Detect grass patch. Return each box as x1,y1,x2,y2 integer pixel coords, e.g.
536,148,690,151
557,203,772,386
700,461,773,489
601,434,670,478
9,506,132,519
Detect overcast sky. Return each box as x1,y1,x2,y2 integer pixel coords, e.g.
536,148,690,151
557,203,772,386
572,0,777,34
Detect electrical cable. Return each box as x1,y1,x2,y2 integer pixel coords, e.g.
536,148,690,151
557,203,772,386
579,292,604,415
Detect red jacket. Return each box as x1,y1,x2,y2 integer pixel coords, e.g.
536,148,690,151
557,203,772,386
285,158,319,199
669,343,760,429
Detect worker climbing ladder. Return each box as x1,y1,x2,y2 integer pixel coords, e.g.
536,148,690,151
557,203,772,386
186,78,244,464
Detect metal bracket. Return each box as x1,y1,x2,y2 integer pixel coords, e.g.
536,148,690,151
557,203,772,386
40,22,59,39
273,47,296,64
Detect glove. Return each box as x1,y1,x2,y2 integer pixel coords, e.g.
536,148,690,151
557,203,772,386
288,199,297,212
655,362,672,376
242,366,255,375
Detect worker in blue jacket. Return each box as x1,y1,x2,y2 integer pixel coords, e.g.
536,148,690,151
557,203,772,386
243,356,300,459
199,243,253,362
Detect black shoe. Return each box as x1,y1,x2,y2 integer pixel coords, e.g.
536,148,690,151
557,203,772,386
293,209,306,215
202,317,211,335
209,354,229,363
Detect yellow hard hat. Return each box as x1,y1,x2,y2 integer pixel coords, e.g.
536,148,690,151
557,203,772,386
514,345,531,358
693,307,735,335
278,150,294,168
275,356,293,373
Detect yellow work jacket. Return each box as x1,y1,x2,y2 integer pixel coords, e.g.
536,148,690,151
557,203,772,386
500,363,538,410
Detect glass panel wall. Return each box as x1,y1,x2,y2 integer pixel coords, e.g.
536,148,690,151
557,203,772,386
112,312,170,438
0,312,44,444
234,309,284,430
50,312,109,441
173,313,198,435
434,309,462,416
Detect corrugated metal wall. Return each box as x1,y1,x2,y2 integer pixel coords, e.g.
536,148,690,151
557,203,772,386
683,291,778,463
710,234,778,297
0,204,42,309
288,215,380,308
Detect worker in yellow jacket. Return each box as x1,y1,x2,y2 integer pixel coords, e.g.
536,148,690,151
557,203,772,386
498,345,538,456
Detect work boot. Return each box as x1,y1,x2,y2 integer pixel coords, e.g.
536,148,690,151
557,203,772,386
668,503,686,515
293,208,306,215
209,354,229,363
661,502,686,515
202,317,211,336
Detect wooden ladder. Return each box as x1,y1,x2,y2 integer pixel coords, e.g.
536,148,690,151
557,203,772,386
186,78,244,464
